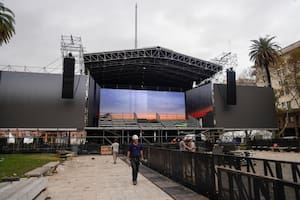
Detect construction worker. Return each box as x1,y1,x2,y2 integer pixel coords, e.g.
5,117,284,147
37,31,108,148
127,134,144,185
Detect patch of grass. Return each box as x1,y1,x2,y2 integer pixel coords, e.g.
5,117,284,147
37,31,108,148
0,154,60,179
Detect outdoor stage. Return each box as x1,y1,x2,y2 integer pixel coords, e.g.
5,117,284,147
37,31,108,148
0,46,277,152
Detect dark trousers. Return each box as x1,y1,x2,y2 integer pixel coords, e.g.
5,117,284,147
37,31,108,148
130,157,140,181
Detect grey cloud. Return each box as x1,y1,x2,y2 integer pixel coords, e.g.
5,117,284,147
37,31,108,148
0,0,299,75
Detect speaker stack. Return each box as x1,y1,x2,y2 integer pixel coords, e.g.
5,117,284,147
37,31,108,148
62,55,75,99
226,68,236,105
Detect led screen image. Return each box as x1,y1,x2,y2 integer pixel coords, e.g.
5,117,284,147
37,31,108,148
100,89,186,120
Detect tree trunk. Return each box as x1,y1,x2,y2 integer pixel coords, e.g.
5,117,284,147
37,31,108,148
279,111,289,137
265,65,272,88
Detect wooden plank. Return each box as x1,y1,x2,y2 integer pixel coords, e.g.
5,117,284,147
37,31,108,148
100,146,112,155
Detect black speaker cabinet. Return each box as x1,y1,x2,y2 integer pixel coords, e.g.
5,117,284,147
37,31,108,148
226,69,236,105
62,57,75,98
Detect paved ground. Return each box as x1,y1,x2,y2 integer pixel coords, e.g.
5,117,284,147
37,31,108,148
252,150,300,162
137,162,208,200
231,150,300,182
45,155,173,200
43,151,300,200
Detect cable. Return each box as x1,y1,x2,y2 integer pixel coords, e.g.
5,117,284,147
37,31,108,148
43,57,62,68
0,56,62,73
73,73,82,97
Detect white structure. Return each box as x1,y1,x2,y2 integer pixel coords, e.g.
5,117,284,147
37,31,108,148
61,35,85,74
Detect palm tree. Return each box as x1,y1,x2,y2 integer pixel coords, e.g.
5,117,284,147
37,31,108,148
249,36,280,88
0,2,15,45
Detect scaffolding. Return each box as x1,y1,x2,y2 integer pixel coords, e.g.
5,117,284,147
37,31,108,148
0,35,85,74
210,52,238,84
61,35,85,74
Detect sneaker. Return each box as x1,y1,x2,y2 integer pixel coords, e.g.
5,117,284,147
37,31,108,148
133,181,137,185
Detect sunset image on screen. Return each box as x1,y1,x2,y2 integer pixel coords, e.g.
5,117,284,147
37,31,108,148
99,89,186,120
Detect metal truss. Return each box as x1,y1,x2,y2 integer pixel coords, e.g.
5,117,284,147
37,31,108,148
210,52,238,84
84,46,222,73
87,58,211,78
84,47,223,90
61,35,85,74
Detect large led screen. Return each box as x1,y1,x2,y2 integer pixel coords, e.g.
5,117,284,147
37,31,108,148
100,89,186,120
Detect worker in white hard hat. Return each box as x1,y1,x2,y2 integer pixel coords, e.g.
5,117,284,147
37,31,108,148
127,134,144,185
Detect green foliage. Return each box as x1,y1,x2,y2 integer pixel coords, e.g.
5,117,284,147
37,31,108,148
0,154,60,179
0,2,15,45
249,36,281,87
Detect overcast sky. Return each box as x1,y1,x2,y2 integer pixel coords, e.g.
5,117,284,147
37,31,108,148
0,0,299,75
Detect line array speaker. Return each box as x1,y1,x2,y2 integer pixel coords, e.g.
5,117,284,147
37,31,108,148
226,69,236,105
62,56,75,98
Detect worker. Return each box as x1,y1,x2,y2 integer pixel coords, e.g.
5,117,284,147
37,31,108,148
127,134,144,185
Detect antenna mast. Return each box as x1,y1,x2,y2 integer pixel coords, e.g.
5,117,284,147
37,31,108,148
135,3,138,49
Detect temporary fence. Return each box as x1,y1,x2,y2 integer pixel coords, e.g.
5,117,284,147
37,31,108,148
131,145,300,200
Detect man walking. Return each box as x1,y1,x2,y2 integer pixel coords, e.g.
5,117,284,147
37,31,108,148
111,139,119,164
127,134,144,185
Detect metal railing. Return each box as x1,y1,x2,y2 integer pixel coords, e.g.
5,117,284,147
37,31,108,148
218,167,300,200
213,153,300,183
143,147,216,198
133,146,300,199
0,135,141,154
248,138,300,151
0,136,71,153
99,112,186,121
0,136,102,154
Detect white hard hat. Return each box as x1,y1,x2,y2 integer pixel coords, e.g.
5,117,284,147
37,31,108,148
132,135,139,140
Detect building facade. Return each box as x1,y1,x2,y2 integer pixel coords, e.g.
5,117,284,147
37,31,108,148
255,41,300,136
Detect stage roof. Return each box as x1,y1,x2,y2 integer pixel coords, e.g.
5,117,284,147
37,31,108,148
84,46,222,91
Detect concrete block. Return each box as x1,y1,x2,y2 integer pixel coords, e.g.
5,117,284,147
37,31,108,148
25,166,50,177
0,178,34,200
10,177,48,200
24,161,59,178
0,177,48,200
34,188,49,200
43,161,60,168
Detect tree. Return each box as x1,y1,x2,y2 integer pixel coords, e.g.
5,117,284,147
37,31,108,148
0,2,15,45
238,67,255,80
249,36,280,88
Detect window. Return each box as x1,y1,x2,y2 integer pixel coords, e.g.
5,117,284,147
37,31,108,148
281,101,291,110
279,90,284,96
285,89,289,95
287,101,291,110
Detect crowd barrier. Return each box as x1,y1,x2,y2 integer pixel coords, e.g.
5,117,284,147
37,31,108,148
218,167,300,200
248,139,300,151
126,145,300,200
